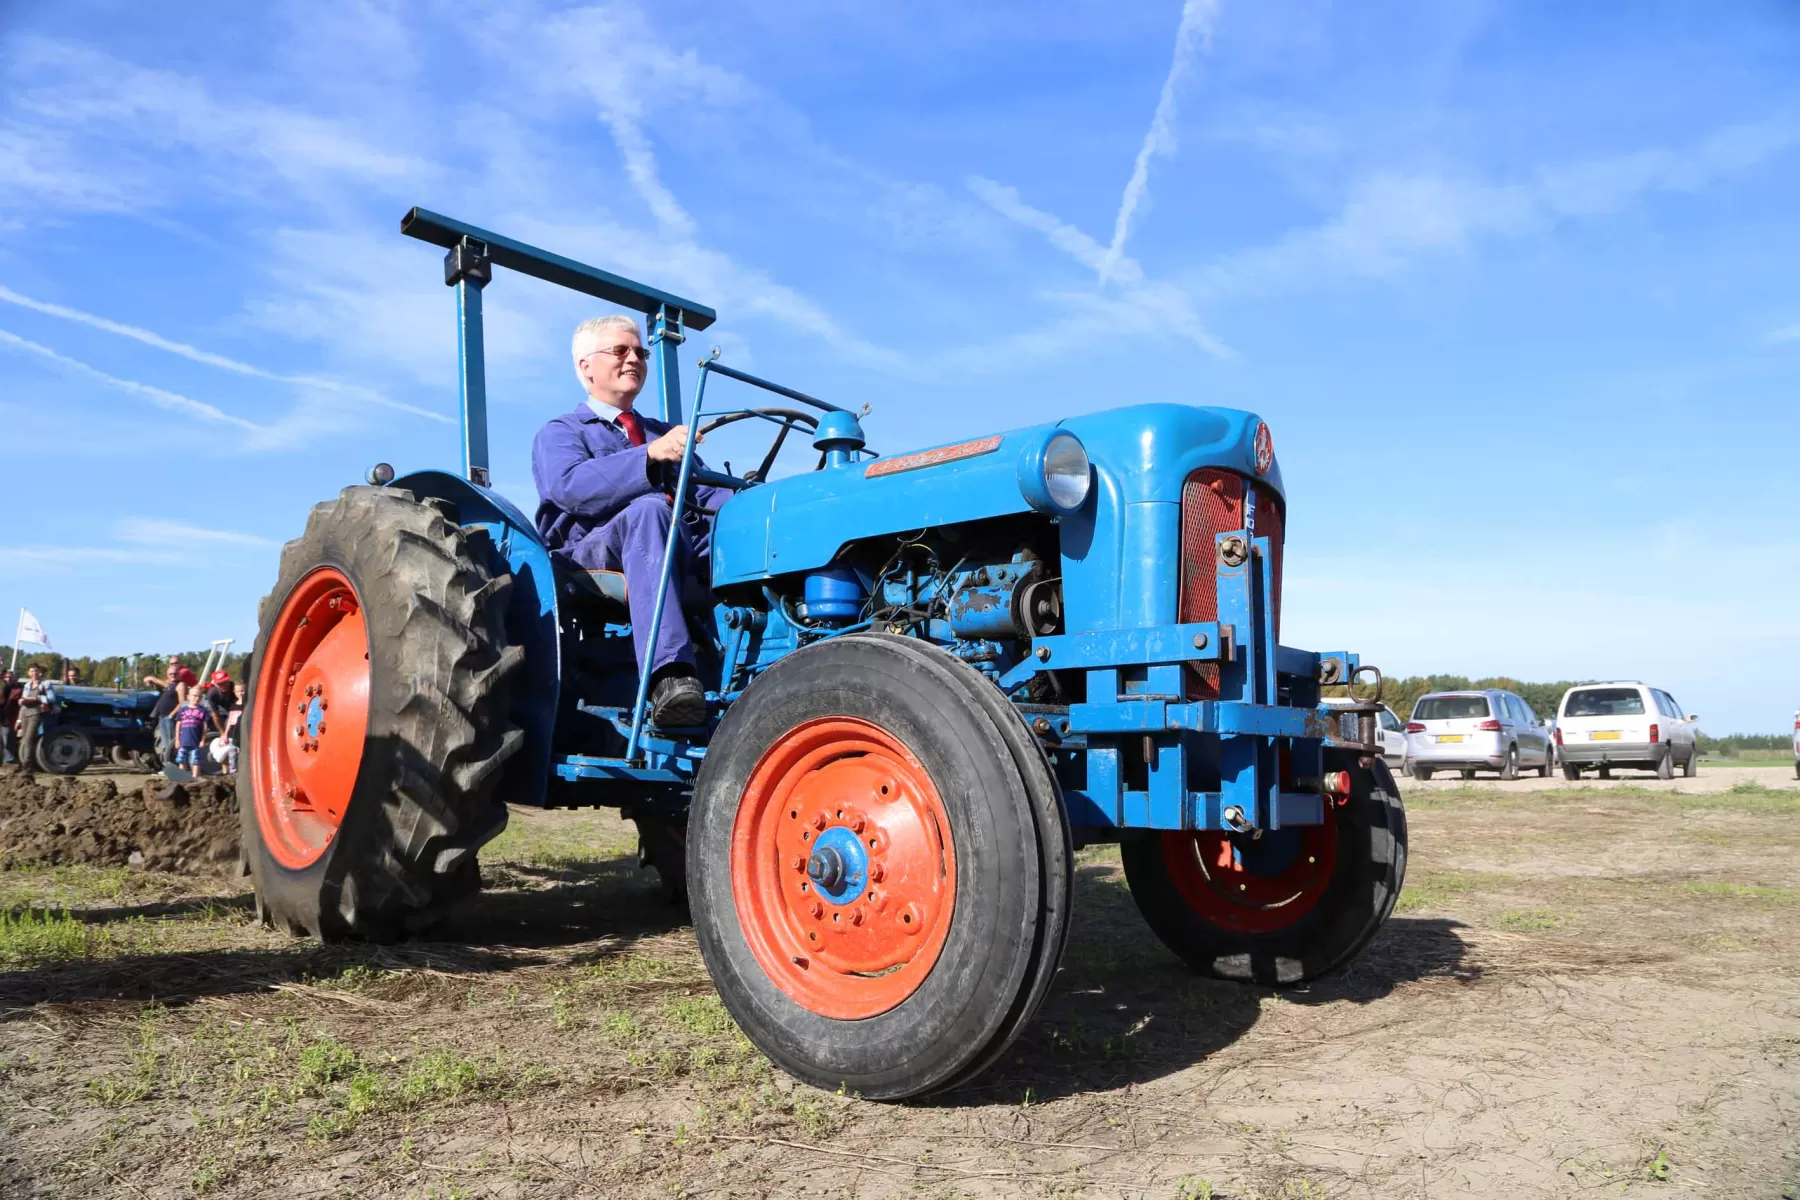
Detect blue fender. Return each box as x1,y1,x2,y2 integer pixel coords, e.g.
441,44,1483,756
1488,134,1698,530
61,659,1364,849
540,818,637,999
391,469,560,806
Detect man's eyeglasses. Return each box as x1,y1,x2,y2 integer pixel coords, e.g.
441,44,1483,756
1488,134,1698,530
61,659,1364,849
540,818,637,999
592,345,650,363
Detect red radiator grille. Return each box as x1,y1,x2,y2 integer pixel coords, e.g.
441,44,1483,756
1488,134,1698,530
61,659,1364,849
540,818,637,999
1178,470,1285,699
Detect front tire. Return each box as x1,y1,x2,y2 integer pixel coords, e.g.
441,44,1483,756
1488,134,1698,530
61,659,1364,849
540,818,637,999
1499,745,1519,781
688,635,1060,1100
1120,754,1407,985
239,486,524,941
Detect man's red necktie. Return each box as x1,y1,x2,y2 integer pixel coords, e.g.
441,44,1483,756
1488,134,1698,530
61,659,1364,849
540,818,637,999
616,408,647,446
617,408,675,505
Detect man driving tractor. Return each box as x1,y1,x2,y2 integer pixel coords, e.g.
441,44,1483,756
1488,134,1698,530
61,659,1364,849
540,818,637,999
531,315,729,728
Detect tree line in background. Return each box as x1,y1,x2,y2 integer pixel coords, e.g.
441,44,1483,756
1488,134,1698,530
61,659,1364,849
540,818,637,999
1,645,252,690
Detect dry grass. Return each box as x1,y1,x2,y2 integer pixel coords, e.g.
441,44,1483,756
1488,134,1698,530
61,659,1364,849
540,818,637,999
3,784,1798,1198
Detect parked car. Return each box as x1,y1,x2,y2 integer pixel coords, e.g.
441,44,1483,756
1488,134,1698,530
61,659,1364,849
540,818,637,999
1790,709,1797,780
1405,689,1555,780
1323,698,1407,763
1553,681,1697,780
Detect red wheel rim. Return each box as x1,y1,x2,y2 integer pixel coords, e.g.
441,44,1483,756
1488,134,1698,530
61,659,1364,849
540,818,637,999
251,567,371,870
1160,815,1337,935
731,717,956,1019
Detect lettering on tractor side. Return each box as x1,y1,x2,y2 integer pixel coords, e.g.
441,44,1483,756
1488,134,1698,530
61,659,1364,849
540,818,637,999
235,207,1407,1101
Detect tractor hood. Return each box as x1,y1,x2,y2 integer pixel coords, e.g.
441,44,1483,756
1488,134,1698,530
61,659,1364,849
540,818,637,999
710,402,1281,586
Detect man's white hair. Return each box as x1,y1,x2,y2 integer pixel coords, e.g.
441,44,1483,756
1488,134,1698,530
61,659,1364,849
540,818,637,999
571,314,644,383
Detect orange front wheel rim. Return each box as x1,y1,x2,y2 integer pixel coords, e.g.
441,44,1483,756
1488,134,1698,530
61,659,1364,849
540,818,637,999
731,717,956,1019
1161,816,1337,936
251,567,371,870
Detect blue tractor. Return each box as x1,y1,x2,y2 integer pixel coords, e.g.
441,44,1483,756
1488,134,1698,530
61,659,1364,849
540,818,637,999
238,209,1407,1099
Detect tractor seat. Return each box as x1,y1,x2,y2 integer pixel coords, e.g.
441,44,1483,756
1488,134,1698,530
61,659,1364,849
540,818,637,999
562,568,630,610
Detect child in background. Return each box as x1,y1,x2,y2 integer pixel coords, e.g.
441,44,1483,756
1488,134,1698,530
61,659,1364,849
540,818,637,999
174,692,210,770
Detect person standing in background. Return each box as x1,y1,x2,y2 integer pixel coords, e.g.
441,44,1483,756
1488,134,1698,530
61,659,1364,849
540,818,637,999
147,660,191,762
15,665,57,773
0,670,19,765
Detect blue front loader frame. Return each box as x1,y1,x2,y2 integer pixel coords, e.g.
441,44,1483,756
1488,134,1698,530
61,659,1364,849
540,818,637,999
390,207,1383,841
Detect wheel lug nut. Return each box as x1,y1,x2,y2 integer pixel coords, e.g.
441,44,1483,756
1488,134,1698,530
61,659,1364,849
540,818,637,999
850,815,866,834
808,901,824,919
316,723,326,735
851,908,865,926
868,863,885,883
791,856,806,872
811,813,827,831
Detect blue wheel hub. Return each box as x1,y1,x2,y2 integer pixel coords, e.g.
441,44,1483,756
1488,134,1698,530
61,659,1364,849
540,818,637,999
807,826,869,906
305,695,326,738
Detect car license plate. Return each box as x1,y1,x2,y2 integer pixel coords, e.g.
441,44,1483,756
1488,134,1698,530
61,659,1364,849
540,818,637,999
1591,730,1621,741
1436,734,1464,744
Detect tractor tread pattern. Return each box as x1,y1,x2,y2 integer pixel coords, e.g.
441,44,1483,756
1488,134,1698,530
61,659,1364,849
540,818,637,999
241,486,524,942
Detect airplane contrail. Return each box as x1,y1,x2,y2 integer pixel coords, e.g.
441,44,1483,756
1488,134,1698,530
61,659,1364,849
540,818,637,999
0,284,452,424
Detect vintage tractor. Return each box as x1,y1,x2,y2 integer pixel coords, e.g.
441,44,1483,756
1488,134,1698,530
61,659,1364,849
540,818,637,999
33,685,161,774
238,208,1407,1100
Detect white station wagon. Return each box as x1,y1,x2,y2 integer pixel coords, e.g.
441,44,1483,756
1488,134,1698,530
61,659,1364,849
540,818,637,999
1554,681,1698,780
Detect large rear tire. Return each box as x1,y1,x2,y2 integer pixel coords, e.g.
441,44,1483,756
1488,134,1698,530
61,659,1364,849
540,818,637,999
37,729,93,776
688,635,1058,1099
1121,754,1407,985
239,486,524,941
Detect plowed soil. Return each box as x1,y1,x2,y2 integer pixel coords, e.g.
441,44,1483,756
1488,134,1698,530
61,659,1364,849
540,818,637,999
0,772,238,873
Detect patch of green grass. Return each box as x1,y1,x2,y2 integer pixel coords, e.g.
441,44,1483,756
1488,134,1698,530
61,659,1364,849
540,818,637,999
1495,907,1568,932
1176,1177,1216,1200
0,908,113,968
400,1048,487,1105
296,1037,359,1093
1685,881,1797,904
662,995,736,1039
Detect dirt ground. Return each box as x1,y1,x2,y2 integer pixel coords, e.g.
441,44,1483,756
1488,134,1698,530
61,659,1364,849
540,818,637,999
0,770,238,873
1405,762,1797,794
2,774,1797,1199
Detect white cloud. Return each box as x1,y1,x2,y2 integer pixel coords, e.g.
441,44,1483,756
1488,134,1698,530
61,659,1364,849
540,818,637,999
0,284,451,424
1766,322,1800,344
0,328,264,431
115,518,277,548
1101,0,1223,284
0,545,183,568
1201,120,1799,295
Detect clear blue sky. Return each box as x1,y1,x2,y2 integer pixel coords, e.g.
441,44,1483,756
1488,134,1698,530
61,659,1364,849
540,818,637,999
2,1,1796,732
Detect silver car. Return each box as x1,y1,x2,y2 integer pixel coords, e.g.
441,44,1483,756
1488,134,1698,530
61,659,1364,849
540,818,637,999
1405,689,1555,781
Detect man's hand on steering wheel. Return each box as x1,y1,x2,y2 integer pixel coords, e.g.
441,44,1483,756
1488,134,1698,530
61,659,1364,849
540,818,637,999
646,425,697,463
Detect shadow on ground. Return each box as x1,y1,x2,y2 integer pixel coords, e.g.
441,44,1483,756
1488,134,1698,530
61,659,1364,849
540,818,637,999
937,863,1476,1104
0,848,685,1016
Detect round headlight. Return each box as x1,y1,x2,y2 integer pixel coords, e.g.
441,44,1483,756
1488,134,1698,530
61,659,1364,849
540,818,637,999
1042,432,1091,511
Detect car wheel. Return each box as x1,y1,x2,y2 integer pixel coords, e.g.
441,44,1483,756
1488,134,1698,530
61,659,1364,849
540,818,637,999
1499,746,1519,781
1539,746,1554,778
1561,763,1581,781
1656,747,1674,780
1682,748,1697,778
1460,769,1475,781
1412,764,1433,781
1598,766,1611,780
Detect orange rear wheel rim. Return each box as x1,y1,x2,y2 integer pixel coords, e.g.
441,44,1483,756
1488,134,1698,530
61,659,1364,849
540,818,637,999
1161,814,1336,935
251,567,371,870
731,717,955,1019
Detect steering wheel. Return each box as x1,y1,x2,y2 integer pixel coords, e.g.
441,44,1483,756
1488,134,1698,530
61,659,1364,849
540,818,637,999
697,407,819,484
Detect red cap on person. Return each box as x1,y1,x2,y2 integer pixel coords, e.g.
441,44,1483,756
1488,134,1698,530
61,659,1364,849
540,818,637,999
178,668,198,685
211,670,230,685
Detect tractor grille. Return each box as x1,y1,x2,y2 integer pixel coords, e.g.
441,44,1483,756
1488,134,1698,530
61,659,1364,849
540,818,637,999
1178,470,1285,699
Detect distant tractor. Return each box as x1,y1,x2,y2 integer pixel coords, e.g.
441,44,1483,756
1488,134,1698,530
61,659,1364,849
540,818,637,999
238,209,1407,1099
33,685,161,775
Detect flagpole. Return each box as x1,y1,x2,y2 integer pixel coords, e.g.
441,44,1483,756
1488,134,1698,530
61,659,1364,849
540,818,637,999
9,609,19,672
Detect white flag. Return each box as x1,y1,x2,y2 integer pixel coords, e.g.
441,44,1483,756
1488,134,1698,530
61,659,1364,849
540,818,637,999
17,609,53,650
